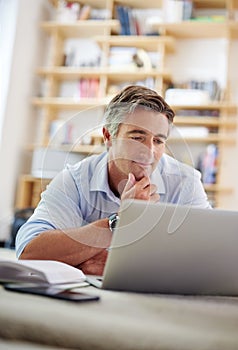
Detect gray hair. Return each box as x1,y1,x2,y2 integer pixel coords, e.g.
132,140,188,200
104,85,175,137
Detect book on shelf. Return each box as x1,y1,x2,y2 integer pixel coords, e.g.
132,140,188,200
64,38,102,67
192,7,228,21
170,126,209,139
175,109,220,117
116,5,130,35
196,144,218,185
59,79,100,99
76,3,111,21
55,2,110,22
166,79,221,104
0,259,86,285
78,78,100,98
116,5,162,36
78,4,91,20
163,0,227,23
188,80,221,101
107,77,156,97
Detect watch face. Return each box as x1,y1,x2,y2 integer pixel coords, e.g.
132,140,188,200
111,218,117,229
109,213,119,232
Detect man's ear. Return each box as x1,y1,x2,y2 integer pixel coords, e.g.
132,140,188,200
102,127,112,147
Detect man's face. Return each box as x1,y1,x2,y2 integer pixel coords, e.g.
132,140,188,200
107,108,170,181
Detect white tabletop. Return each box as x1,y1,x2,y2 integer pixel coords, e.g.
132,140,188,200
1,282,238,349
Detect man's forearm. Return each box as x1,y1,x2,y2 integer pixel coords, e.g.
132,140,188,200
19,218,112,267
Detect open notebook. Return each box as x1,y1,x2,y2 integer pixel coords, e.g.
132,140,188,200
0,259,86,285
87,200,238,295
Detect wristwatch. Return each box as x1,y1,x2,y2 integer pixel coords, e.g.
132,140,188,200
108,213,119,232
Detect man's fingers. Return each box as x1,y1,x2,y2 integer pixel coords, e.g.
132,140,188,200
136,176,150,189
121,174,159,203
148,184,157,196
123,173,136,192
149,193,160,203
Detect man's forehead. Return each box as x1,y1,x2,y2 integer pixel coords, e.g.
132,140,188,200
121,111,169,132
120,125,166,139
124,109,168,121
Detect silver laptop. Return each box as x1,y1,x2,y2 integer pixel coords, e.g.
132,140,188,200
87,199,238,295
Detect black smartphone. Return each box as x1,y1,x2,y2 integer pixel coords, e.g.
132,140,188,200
4,283,100,302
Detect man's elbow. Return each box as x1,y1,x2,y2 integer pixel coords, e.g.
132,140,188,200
18,246,32,260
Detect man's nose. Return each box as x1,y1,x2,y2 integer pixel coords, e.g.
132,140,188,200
137,138,154,159
144,137,154,151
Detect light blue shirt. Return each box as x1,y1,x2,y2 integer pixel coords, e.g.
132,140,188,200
16,152,211,257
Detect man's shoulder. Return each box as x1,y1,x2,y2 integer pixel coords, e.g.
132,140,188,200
67,152,107,174
161,154,200,178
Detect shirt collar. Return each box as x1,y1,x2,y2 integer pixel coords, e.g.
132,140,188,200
150,166,166,194
90,153,110,192
90,153,166,195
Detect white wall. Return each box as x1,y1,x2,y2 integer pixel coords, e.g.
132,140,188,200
0,0,18,145
219,40,238,209
0,0,51,241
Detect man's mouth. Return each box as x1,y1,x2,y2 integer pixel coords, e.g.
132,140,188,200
133,161,152,168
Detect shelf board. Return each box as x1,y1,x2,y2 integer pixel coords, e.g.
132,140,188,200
32,98,237,114
193,0,228,8
203,183,233,193
152,21,238,39
49,144,106,154
32,97,109,110
29,143,105,155
37,67,105,78
49,0,57,6
171,103,237,111
68,144,105,154
20,174,52,182
49,0,234,11
232,0,238,8
36,67,171,82
41,20,120,37
167,134,236,144
95,35,175,52
113,0,163,8
174,116,237,128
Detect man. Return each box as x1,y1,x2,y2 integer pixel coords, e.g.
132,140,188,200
16,85,211,275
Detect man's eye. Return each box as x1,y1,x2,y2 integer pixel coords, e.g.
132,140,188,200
154,139,165,145
131,136,144,141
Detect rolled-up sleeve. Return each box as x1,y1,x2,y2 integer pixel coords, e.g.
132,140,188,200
15,168,83,258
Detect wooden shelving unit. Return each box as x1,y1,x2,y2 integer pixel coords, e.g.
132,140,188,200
152,21,238,39
171,103,237,145
15,0,238,209
15,175,51,209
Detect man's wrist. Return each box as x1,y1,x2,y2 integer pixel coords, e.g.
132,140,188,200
108,213,119,232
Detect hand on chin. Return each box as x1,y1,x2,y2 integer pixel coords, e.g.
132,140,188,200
132,165,151,181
